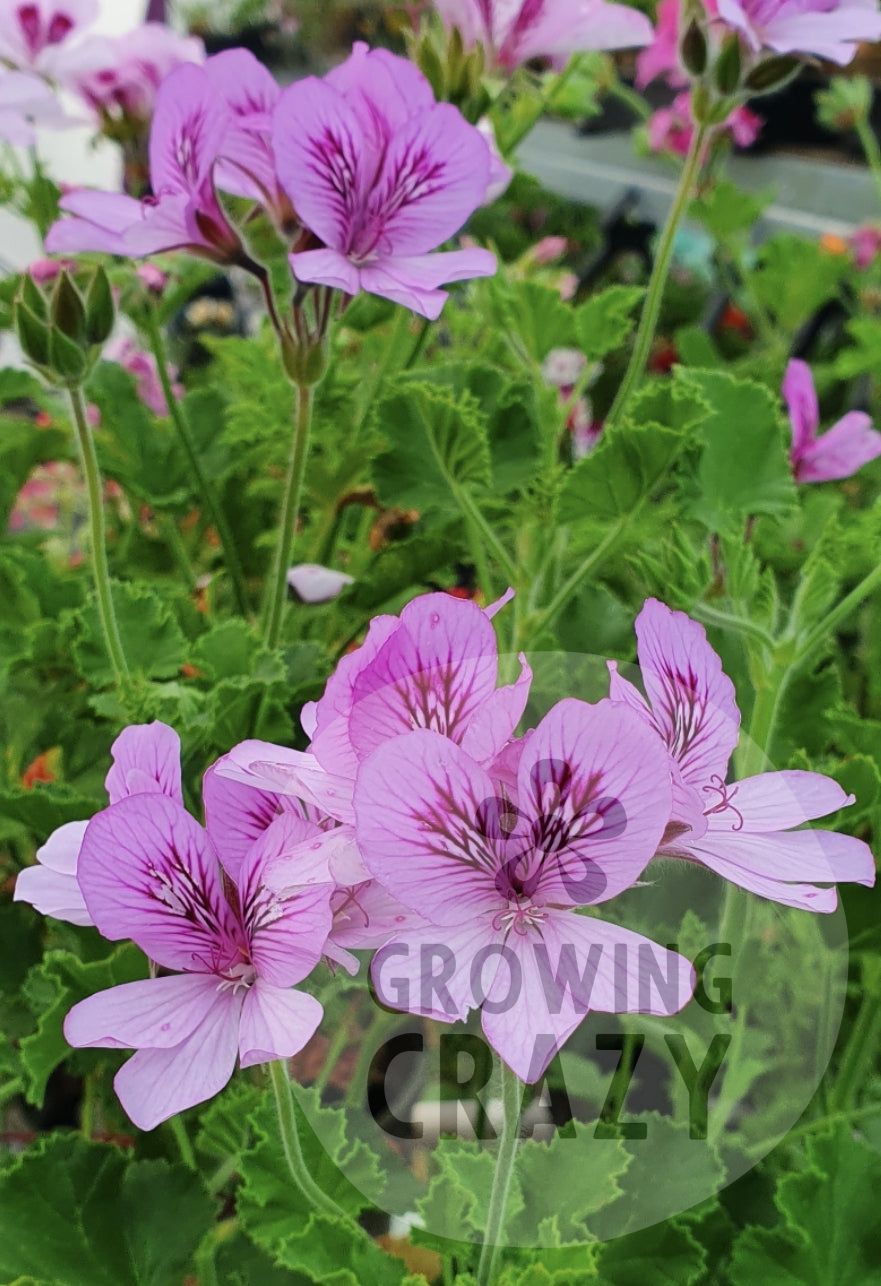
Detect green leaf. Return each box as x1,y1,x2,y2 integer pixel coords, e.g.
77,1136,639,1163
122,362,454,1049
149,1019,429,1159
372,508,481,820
371,384,491,515
680,369,796,528
71,580,187,687
337,524,465,614
0,1136,213,1285
575,286,644,362
488,279,577,362
595,1218,706,1284
89,363,189,508
728,1127,881,1285
237,1089,390,1253
20,945,147,1105
748,235,847,331
507,1123,630,1242
0,782,98,837
689,179,773,244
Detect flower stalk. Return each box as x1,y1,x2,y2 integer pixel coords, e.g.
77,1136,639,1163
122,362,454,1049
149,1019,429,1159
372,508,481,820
268,1059,355,1225
68,384,129,685
263,381,315,649
476,1060,524,1286
605,119,710,430
143,306,251,618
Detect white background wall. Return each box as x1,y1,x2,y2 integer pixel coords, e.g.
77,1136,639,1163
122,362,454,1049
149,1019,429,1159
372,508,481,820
2,0,147,269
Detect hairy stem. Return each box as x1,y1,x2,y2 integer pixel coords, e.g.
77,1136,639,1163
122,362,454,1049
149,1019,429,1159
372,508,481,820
263,382,314,649
144,307,251,617
68,385,129,683
268,1060,354,1224
476,1061,524,1286
605,121,710,430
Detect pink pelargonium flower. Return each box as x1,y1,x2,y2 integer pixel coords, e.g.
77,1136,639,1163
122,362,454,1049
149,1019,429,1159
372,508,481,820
851,225,881,270
54,23,205,123
635,0,685,88
105,336,182,419
609,598,876,911
436,0,653,71
204,746,426,976
45,63,248,265
0,69,76,146
14,721,183,926
0,0,96,71
648,92,762,157
717,0,881,64
356,699,694,1082
783,359,881,484
272,42,497,320
63,794,333,1128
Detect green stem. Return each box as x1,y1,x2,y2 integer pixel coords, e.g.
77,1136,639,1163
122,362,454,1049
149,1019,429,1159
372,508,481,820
605,121,710,430
529,518,625,641
476,1061,524,1286
263,382,314,649
690,603,776,652
501,57,582,155
606,78,652,122
794,562,881,674
268,1060,356,1225
466,511,498,604
144,307,251,618
453,483,519,587
314,1019,352,1097
159,513,198,591
168,1114,197,1172
855,117,881,211
68,385,129,683
830,977,881,1113
736,668,788,779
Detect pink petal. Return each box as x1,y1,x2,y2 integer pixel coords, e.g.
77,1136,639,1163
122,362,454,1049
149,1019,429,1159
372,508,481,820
105,721,182,805
763,7,881,63
309,613,399,781
683,840,839,912
149,63,230,196
348,592,503,763
691,828,875,888
326,41,434,135
359,249,496,320
14,821,91,926
512,0,653,64
122,193,200,256
287,563,354,604
45,190,143,255
783,359,819,457
331,880,428,951
113,988,242,1129
263,823,367,893
76,794,237,973
64,973,223,1050
290,248,362,296
481,909,695,1082
238,980,323,1068
203,49,279,203
515,698,672,906
633,598,741,788
203,757,304,881
216,739,354,824
353,729,506,926
273,76,366,250
238,818,334,988
721,770,855,831
370,917,498,1021
795,412,881,484
460,653,532,764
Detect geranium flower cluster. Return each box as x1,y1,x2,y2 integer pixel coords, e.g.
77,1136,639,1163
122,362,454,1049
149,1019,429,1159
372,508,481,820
45,43,500,320
0,0,203,126
16,591,874,1124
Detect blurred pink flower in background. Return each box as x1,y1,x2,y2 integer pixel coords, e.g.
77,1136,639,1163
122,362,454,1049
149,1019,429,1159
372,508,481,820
784,359,881,484
0,0,96,71
0,69,75,145
105,336,182,418
136,263,170,294
648,91,762,156
635,0,685,88
436,0,652,70
851,225,881,269
55,22,204,122
717,0,881,63
27,256,75,283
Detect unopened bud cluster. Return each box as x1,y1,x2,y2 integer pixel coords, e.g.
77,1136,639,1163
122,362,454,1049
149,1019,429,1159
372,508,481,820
677,4,799,130
411,24,489,123
15,268,116,387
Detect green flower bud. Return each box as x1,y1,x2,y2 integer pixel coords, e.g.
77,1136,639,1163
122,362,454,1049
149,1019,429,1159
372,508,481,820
50,270,86,344
20,271,48,320
680,21,708,78
84,267,116,346
714,35,742,97
48,326,88,384
745,56,800,95
14,301,51,368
